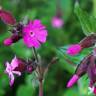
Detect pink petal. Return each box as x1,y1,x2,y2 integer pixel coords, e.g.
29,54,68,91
36,30,48,43
23,26,30,33
67,74,79,88
33,20,41,26
5,62,11,73
9,73,14,86
23,36,40,48
33,20,46,29
11,56,19,70
12,71,21,76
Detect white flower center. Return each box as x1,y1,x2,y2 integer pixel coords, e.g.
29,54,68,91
30,31,35,37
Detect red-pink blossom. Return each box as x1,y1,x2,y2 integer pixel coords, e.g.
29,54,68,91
23,20,48,48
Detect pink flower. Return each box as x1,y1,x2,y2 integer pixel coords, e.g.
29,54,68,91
67,44,82,56
5,56,21,86
23,20,48,48
51,16,64,28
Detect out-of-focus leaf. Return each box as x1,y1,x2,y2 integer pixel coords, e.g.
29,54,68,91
11,40,32,58
16,85,34,96
63,87,80,96
20,9,37,20
26,72,39,88
74,1,96,36
78,75,94,96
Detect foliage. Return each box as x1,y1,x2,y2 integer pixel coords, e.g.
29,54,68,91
0,0,95,96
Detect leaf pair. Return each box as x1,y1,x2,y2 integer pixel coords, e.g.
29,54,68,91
74,1,96,36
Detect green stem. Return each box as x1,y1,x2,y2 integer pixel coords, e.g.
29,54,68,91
32,47,38,63
39,80,43,96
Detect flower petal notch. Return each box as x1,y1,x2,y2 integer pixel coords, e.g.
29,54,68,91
67,44,81,56
5,56,21,86
23,20,48,48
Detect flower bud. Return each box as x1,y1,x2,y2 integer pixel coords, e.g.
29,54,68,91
51,16,64,28
3,35,21,46
67,44,81,56
80,34,96,48
67,74,79,88
0,9,16,25
4,38,13,46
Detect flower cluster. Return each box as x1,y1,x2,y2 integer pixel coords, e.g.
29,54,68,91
0,8,48,86
4,19,48,48
66,34,96,95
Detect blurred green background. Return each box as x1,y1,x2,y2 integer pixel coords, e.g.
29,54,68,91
0,0,95,96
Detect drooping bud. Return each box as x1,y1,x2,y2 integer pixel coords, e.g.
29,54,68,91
67,44,81,56
79,34,96,49
67,74,79,88
75,54,91,76
67,54,91,88
3,35,21,46
0,9,16,25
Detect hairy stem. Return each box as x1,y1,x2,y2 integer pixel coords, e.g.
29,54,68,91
32,47,39,63
39,80,43,96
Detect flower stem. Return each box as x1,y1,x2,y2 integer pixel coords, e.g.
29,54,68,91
32,47,38,63
39,79,43,96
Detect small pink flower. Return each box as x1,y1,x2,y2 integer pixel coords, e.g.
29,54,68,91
5,56,21,86
51,16,64,28
23,20,48,48
67,44,81,56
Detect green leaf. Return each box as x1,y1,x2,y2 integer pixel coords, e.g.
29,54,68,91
63,87,80,96
16,85,34,96
74,1,96,36
25,72,39,88
78,75,94,96
57,45,92,73
11,40,32,58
